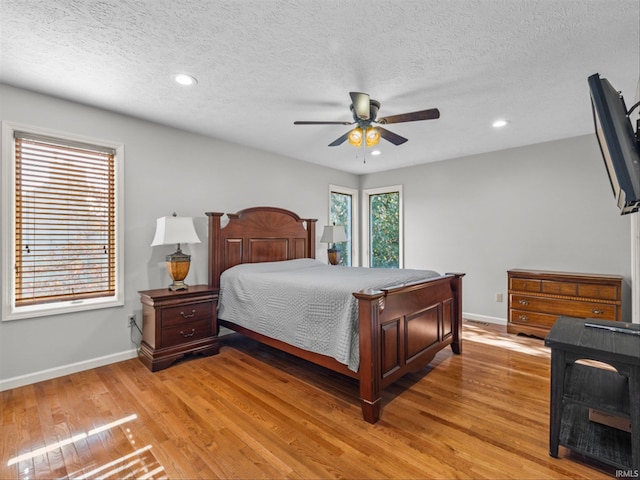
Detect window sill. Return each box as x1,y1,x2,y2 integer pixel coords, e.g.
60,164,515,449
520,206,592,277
2,296,124,321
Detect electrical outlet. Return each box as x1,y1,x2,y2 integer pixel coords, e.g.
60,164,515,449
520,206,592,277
495,293,503,302
128,314,136,328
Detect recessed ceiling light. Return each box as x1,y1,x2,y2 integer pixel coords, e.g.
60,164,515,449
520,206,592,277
370,150,381,156
174,73,198,86
492,119,510,128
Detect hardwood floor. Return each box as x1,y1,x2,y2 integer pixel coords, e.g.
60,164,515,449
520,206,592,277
1,321,617,479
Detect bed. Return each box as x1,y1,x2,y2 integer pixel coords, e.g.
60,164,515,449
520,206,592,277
206,206,464,423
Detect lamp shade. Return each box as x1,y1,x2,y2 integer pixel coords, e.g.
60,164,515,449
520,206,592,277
151,216,201,246
365,127,380,147
348,128,363,147
320,225,347,244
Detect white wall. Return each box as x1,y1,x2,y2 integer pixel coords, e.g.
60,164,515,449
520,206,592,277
360,136,633,323
0,84,358,387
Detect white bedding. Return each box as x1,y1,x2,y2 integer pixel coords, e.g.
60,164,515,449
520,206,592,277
218,258,440,372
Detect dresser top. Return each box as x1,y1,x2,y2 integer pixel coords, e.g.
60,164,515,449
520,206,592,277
508,269,623,282
138,284,218,302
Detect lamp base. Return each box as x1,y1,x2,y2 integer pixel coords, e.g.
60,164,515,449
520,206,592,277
327,248,340,266
166,249,191,290
168,280,188,291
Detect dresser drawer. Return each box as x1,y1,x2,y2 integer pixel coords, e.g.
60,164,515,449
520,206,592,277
510,294,617,320
510,278,541,293
162,301,214,327
541,281,577,296
577,284,619,301
510,309,558,328
161,318,211,348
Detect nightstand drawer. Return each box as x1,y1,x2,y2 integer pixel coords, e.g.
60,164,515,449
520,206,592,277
162,301,214,327
161,318,211,348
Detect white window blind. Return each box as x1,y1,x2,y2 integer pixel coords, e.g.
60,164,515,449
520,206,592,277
14,132,116,306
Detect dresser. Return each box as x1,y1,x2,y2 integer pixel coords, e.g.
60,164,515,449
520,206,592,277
138,285,219,371
507,269,623,337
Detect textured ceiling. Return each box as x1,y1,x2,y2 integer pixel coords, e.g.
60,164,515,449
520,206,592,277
1,0,638,174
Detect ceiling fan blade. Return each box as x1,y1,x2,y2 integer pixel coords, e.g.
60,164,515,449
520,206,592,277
377,108,440,124
378,127,408,145
349,92,370,120
294,121,354,125
328,131,351,147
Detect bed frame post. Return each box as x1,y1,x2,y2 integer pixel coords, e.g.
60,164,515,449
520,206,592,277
305,218,316,259
206,212,224,289
355,290,385,423
448,272,465,354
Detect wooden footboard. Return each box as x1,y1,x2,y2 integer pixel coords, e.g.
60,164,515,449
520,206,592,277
354,273,464,423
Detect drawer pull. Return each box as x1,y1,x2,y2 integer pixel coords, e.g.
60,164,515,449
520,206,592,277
180,309,196,319
518,315,529,322
518,300,529,306
591,309,604,315
180,328,196,337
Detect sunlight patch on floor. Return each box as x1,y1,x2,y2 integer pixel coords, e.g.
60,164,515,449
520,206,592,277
8,413,167,480
463,323,549,358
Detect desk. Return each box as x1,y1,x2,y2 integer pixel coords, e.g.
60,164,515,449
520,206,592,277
545,317,639,471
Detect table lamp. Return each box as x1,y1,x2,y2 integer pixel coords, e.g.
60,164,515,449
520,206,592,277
151,213,201,290
320,224,347,265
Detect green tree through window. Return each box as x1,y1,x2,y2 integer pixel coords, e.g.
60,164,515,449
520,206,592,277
369,191,399,268
330,191,352,266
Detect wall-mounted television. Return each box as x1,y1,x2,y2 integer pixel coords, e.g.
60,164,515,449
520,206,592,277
587,73,640,215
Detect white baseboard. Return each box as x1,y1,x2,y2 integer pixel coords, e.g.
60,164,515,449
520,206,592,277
0,349,139,392
463,312,507,326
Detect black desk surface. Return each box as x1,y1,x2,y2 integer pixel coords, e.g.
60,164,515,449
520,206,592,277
544,317,640,366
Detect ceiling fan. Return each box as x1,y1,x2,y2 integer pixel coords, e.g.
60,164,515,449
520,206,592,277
294,92,440,147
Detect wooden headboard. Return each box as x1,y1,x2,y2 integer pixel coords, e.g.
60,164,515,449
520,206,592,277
206,207,317,288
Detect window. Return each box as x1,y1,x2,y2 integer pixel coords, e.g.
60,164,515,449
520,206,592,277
329,185,358,266
2,122,124,320
363,185,403,268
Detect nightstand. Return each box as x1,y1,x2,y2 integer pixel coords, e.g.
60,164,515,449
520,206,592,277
138,285,219,371
545,317,639,471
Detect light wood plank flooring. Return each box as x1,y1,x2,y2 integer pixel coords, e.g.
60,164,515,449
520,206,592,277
1,321,617,479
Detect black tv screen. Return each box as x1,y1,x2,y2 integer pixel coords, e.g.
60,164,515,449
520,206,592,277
587,73,640,215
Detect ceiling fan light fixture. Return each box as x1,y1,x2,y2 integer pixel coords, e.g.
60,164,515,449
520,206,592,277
348,127,363,146
365,127,380,147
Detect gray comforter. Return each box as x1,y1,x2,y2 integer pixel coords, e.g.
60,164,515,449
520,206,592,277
218,259,440,372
